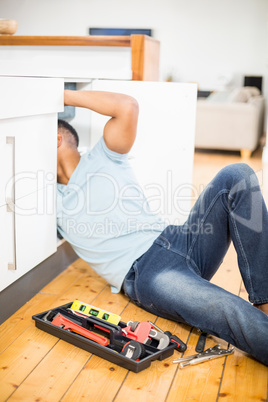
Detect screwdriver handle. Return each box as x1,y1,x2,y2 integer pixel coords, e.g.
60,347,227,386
165,331,187,352
195,332,207,353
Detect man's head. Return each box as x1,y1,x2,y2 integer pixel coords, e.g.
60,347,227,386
57,120,81,184
58,119,79,149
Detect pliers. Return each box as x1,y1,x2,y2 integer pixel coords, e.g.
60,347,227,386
173,344,234,368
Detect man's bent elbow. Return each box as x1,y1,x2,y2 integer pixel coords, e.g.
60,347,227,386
125,96,139,120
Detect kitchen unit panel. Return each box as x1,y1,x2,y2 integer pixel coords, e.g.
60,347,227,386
0,188,57,292
0,76,63,292
1,114,57,203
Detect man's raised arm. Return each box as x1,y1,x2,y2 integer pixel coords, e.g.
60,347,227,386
64,90,139,153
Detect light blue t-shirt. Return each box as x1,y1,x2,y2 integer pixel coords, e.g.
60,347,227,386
57,137,166,293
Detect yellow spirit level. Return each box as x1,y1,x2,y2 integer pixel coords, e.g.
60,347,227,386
70,300,121,325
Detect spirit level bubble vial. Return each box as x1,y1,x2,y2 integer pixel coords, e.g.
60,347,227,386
70,300,121,325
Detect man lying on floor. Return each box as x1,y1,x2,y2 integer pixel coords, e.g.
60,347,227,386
56,89,268,366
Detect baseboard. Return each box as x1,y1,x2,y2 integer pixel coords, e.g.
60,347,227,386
0,242,78,324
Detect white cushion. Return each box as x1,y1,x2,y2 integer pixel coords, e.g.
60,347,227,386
229,86,260,103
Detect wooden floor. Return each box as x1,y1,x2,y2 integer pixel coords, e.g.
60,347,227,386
1,148,268,402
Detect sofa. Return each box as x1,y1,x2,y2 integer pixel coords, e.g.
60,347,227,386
195,86,265,158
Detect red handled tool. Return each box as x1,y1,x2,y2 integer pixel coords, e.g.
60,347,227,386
122,321,170,350
51,313,109,346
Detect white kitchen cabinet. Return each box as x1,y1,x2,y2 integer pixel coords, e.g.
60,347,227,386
0,77,63,292
89,80,197,225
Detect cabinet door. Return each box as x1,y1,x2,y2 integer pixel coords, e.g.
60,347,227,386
2,114,57,202
90,80,197,225
0,114,57,291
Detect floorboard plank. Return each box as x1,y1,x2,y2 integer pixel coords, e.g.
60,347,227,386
166,330,228,402
0,263,85,353
61,355,128,402
8,339,90,402
217,350,268,402
0,325,58,401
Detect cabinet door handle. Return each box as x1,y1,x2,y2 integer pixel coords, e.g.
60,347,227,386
6,136,17,271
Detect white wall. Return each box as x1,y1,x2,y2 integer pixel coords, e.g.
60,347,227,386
1,0,268,93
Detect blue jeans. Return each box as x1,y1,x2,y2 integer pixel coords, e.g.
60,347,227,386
123,164,268,365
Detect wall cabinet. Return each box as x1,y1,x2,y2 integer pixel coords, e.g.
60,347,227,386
0,77,63,292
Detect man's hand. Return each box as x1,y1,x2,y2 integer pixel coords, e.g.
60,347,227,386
64,90,139,153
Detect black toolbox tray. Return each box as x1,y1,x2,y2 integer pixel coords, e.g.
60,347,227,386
32,303,176,373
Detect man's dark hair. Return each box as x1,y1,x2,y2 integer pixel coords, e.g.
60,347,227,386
58,119,79,148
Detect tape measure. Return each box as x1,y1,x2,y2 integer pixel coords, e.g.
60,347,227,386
70,300,121,325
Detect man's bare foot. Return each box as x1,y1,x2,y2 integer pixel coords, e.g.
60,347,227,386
253,303,268,315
